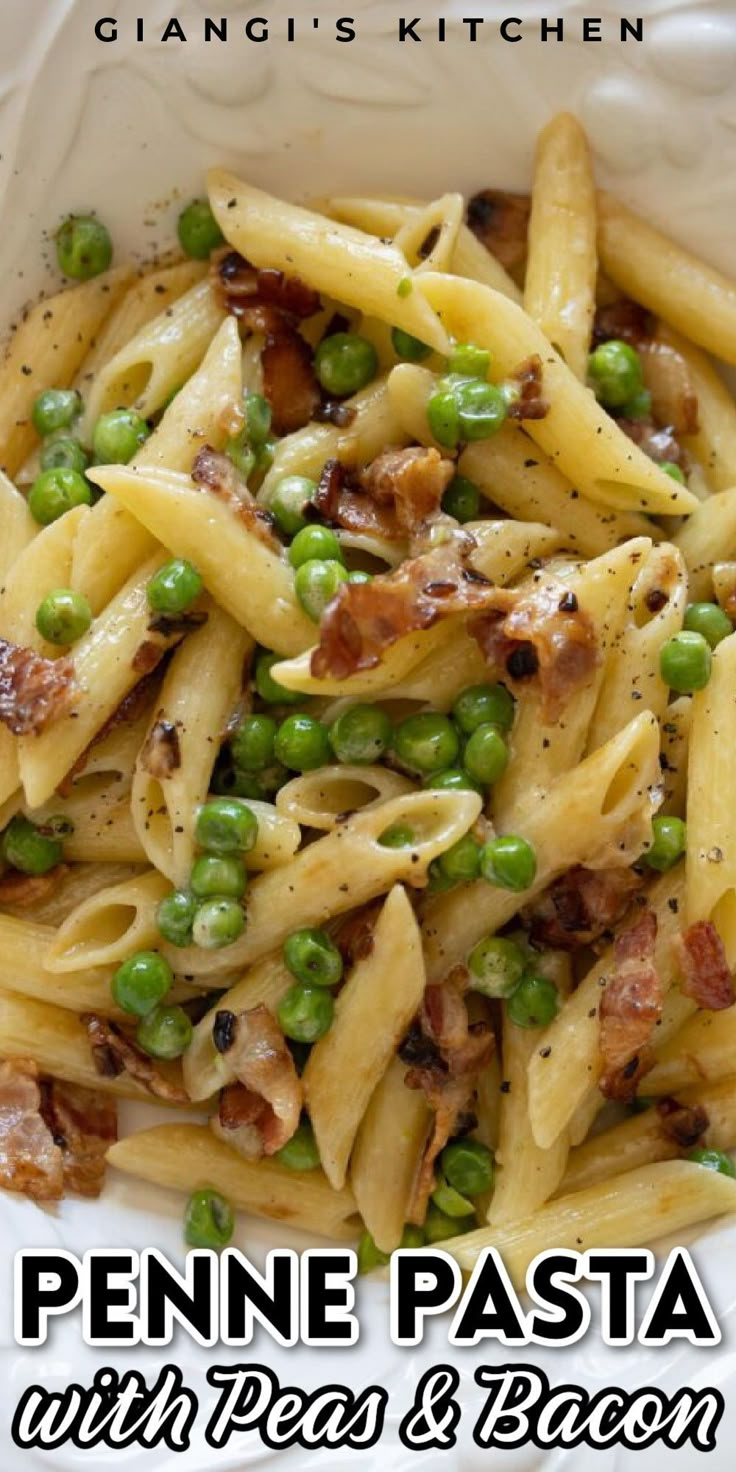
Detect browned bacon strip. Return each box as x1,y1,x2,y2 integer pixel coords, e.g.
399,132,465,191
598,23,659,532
211,1004,302,1159
211,249,321,321
656,1095,709,1150
467,190,530,274
471,575,599,722
593,298,656,348
261,331,321,435
192,445,280,549
40,1079,117,1198
0,864,68,910
505,354,549,421
674,920,734,1011
0,639,75,736
360,447,455,535
525,866,642,951
140,717,181,780
599,909,662,1101
312,459,402,542
84,1015,189,1103
0,1058,63,1200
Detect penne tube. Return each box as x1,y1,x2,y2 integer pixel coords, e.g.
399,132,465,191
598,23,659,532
275,765,414,832
0,505,89,657
441,1160,736,1282
350,1057,432,1254
86,464,315,655
76,259,207,385
657,322,736,492
673,487,736,603
422,710,660,982
183,952,294,1101
304,886,426,1189
417,273,696,516
43,869,171,973
644,1008,736,1096
659,695,691,818
686,631,736,962
597,191,736,364
560,1076,736,1196
0,471,36,584
108,1123,361,1240
524,113,597,380
208,170,449,354
161,788,482,979
393,193,464,274
488,1011,569,1226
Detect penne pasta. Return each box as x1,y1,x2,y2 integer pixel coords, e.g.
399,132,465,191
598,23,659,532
686,631,736,963
350,1057,432,1254
275,765,414,832
43,869,171,973
524,113,597,379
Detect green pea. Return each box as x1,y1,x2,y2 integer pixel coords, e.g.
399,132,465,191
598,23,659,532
452,682,515,735
184,1187,235,1248
92,408,150,465
426,768,483,795
258,763,289,796
357,1230,390,1274
157,889,197,947
660,631,712,693
480,834,537,892
642,815,687,873
431,1177,475,1218
137,1003,193,1059
661,461,685,484
289,523,344,568
315,333,378,397
588,339,643,409
437,833,481,884
190,854,247,900
224,429,255,480
1,814,62,875
231,715,277,773
32,388,81,438
145,558,202,616
40,436,90,474
244,392,272,448
254,650,302,705
28,467,91,525
427,388,460,448
270,475,316,536
394,712,460,774
441,1139,495,1197
274,1122,321,1171
35,589,92,645
274,714,331,772
620,387,652,420
278,982,334,1042
463,723,508,786
454,378,508,441
688,1148,736,1179
426,861,457,894
329,704,392,765
683,602,732,649
391,327,432,362
507,973,560,1029
56,215,112,280
194,797,259,855
211,766,264,800
295,558,349,621
377,823,415,848
468,935,527,998
192,896,245,950
448,342,491,379
177,198,224,260
397,277,413,299
441,474,481,523
284,927,343,988
112,950,173,1017
424,1203,463,1244
399,1224,426,1250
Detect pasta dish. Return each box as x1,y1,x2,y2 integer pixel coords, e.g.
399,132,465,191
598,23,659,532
1,113,736,1282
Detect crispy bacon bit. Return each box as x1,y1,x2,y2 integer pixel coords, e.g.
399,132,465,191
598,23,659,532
211,249,321,321
0,863,68,910
140,717,181,780
599,910,662,1102
525,866,642,951
261,331,321,436
332,902,382,968
0,638,75,736
312,458,403,542
39,1079,117,1197
405,969,494,1222
132,640,168,676
593,298,655,348
674,920,735,1011
656,1095,709,1150
471,575,599,722
212,1004,302,1159
148,610,208,638
314,401,358,428
192,445,280,549
639,341,699,438
360,447,455,535
467,190,530,274
84,1015,189,1103
617,417,686,469
311,533,496,680
506,355,548,422
0,1058,63,1200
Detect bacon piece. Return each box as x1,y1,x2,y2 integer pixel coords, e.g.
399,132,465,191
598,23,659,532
132,639,169,676
311,533,497,680
192,445,280,548
0,639,75,736
261,331,321,436
40,1079,117,1198
404,969,494,1222
506,355,548,422
360,447,455,535
617,417,686,469
674,920,734,1011
147,610,208,638
599,909,662,1102
471,575,599,722
332,901,383,968
525,866,642,951
211,1004,302,1159
639,341,699,438
140,717,181,780
211,249,321,321
467,190,530,274
0,863,68,910
313,458,402,542
656,1095,709,1151
0,1058,63,1200
84,1015,189,1103
593,298,656,348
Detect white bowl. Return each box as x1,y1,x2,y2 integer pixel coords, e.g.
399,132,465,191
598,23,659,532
2,3,736,1467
